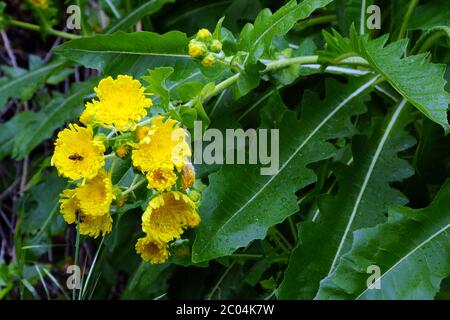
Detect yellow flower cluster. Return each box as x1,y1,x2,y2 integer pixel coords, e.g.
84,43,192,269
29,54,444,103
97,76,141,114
136,192,200,264
188,28,223,67
52,75,200,265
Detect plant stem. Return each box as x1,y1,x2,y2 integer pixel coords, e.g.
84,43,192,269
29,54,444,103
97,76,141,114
288,217,298,243
416,30,447,53
9,20,80,40
231,253,264,260
122,176,146,196
206,261,236,300
264,55,319,71
397,0,420,41
202,73,241,102
73,218,81,300
295,14,337,31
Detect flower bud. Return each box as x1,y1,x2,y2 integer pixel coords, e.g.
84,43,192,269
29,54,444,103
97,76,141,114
115,145,128,158
280,48,293,58
196,28,212,42
209,39,223,53
188,40,206,58
181,163,195,189
201,54,216,67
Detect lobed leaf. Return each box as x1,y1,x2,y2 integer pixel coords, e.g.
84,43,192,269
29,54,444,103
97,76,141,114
278,99,416,299
192,75,377,262
316,179,450,299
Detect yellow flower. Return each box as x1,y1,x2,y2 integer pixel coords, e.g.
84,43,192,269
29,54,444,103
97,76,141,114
135,126,151,142
187,210,201,228
132,116,191,174
146,166,178,192
30,0,48,9
59,181,113,239
188,40,206,58
59,189,78,224
141,192,199,243
196,28,212,41
181,163,195,189
135,235,169,264
52,124,105,181
80,75,152,131
79,214,113,238
76,170,114,216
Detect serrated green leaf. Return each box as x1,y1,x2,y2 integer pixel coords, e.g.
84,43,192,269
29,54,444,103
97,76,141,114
360,36,450,132
316,179,450,300
192,75,377,263
278,99,416,299
142,67,174,111
239,0,333,65
53,31,194,77
323,30,450,132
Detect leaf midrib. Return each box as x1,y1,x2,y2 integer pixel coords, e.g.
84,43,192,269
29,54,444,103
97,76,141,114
195,75,380,259
0,60,65,94
356,223,450,299
327,98,409,274
59,48,190,58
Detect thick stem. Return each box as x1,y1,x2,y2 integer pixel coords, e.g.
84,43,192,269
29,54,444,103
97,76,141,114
294,14,337,31
9,20,80,40
397,0,420,40
264,55,319,72
73,219,81,300
417,30,447,53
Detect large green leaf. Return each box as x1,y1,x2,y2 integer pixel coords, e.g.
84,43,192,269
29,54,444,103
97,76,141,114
316,179,450,300
53,31,194,77
409,0,450,31
323,30,450,132
0,59,67,109
239,0,333,65
10,79,97,160
106,0,175,33
278,99,415,299
192,75,378,263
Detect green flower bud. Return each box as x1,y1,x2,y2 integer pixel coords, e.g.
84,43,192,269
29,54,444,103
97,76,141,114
209,39,223,53
196,28,212,42
201,54,216,67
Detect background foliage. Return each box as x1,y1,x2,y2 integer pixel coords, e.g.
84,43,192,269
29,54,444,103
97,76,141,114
0,0,449,300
